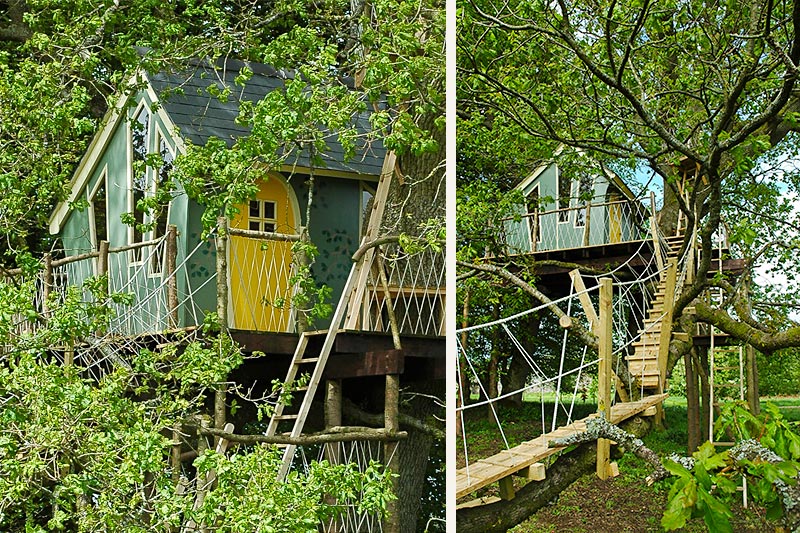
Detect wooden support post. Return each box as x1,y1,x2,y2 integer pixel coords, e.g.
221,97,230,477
98,240,109,289
498,476,515,500
324,379,343,464
166,225,178,329
650,191,664,273
42,252,53,316
656,260,678,425
384,373,401,533
583,203,591,247
597,277,613,480
215,216,229,330
531,209,538,252
518,462,546,481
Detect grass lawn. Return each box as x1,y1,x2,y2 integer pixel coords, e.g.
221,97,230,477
459,395,800,532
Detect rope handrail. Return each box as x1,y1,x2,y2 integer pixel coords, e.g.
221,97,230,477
455,284,598,334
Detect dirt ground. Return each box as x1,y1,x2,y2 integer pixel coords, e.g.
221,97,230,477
511,463,775,533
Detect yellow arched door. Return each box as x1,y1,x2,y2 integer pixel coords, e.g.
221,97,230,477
230,177,298,332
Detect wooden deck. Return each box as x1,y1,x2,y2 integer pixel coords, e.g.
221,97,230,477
456,393,668,500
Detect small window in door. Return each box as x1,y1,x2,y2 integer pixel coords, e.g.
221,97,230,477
248,200,277,233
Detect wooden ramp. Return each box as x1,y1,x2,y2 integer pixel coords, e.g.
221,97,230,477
456,394,668,500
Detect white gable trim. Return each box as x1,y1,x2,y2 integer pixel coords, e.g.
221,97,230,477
48,70,186,235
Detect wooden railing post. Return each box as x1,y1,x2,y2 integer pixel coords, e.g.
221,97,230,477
597,277,613,480
531,209,538,252
98,240,109,290
166,225,178,329
214,217,229,449
42,252,53,316
650,192,664,273
215,217,229,330
583,203,591,246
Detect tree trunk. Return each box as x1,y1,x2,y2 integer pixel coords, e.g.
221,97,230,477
500,313,541,408
685,349,701,453
456,417,653,533
382,110,445,532
487,304,500,420
697,346,711,442
396,381,439,533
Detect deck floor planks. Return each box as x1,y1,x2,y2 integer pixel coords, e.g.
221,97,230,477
456,394,668,499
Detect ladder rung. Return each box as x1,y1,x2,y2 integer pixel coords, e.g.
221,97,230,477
273,414,299,421
294,357,320,364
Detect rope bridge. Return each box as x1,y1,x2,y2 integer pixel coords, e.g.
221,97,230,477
456,227,690,505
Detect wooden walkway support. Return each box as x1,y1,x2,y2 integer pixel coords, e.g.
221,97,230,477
455,393,668,501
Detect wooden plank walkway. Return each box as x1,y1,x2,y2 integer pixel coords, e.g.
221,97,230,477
456,394,668,499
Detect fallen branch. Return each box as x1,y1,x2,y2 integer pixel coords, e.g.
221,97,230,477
199,426,408,445
548,415,668,482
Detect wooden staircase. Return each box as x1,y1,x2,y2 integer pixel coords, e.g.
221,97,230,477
626,234,685,392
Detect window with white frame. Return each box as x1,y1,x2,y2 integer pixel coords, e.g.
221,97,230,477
88,170,107,250
557,169,571,223
130,105,150,262
248,199,277,233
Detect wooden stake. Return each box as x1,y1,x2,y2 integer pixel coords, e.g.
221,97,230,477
166,225,178,329
597,277,613,480
583,203,591,247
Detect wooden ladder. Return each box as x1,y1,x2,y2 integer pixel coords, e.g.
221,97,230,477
265,151,398,481
265,260,362,481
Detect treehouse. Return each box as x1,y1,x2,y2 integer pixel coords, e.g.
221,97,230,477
47,59,392,336
505,156,650,257
32,57,445,529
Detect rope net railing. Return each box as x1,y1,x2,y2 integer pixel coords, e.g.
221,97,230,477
348,242,446,337
504,199,651,254
284,440,389,533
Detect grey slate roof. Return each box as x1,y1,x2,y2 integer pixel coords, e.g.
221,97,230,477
147,58,385,176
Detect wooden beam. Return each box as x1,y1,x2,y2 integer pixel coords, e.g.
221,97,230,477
323,350,404,379
498,476,515,500
516,462,546,481
569,269,598,331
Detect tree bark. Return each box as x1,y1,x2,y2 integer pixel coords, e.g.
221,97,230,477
456,416,653,533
